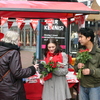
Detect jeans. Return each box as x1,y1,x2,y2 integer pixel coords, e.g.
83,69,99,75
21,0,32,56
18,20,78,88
79,85,100,100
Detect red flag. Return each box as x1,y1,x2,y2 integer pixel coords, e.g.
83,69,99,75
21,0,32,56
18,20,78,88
60,18,68,27
75,15,84,24
79,15,85,29
80,15,85,25
20,23,25,30
41,22,46,25
30,19,39,31
30,23,33,29
75,16,80,24
0,18,1,25
7,21,13,29
1,17,8,26
16,18,25,29
75,15,85,29
0,33,4,39
45,19,54,30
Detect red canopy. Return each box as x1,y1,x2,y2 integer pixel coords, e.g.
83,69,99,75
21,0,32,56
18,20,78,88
0,1,99,19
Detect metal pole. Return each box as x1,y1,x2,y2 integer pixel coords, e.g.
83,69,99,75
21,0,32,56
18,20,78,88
65,18,70,55
36,20,41,63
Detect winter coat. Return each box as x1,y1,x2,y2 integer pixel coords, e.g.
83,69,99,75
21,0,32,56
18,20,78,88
74,45,100,87
42,52,71,100
0,42,36,100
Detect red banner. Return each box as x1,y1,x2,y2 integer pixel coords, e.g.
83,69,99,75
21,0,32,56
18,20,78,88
30,19,39,31
60,18,67,27
80,15,85,25
0,33,4,39
30,23,33,29
75,16,80,24
75,15,85,25
7,21,13,29
41,22,46,25
20,23,25,30
16,18,25,29
75,15,85,29
1,17,8,26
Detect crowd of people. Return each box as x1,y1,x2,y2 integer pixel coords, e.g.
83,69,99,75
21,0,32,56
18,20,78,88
0,27,100,100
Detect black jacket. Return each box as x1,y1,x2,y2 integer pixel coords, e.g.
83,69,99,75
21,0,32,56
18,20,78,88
0,42,36,100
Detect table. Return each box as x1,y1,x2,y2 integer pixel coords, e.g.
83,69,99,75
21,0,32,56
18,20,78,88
24,69,79,100
24,80,79,100
24,79,43,100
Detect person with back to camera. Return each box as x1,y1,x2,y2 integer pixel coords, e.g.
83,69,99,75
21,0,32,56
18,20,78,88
96,30,100,48
0,31,39,100
74,28,100,100
41,38,71,100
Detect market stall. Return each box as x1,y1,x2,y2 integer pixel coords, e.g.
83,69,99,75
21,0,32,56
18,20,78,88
0,1,99,100
0,1,99,57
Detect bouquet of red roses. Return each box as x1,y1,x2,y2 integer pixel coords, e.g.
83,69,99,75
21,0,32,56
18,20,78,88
39,60,58,81
76,49,92,79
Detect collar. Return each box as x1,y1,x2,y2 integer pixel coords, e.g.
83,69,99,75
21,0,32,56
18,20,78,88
0,41,20,51
89,44,97,55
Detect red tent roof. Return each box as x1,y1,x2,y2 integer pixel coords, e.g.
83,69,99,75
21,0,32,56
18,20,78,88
0,1,99,18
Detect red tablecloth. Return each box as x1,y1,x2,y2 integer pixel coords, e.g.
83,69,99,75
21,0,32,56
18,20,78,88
24,79,43,100
24,80,78,100
24,69,79,100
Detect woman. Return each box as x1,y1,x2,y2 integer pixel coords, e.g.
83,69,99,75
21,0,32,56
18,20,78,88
42,38,71,100
0,31,38,100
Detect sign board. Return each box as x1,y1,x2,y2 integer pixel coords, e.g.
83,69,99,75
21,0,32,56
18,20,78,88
41,19,66,59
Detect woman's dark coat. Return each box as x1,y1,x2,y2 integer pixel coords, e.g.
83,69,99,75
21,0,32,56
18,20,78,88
0,42,36,100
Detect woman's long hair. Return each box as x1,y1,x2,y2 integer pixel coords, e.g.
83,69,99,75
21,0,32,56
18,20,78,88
44,38,62,57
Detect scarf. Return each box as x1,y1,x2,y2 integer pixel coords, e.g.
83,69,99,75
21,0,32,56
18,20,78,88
44,51,62,64
43,51,62,81
0,41,20,56
0,41,20,51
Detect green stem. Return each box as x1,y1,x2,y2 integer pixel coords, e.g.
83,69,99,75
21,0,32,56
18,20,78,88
77,68,82,79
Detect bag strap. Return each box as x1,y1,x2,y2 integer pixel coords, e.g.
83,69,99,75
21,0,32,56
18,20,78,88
0,50,13,58
0,70,10,82
0,50,13,82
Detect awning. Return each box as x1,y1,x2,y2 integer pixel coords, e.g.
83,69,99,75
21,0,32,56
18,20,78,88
0,1,99,19
86,0,100,21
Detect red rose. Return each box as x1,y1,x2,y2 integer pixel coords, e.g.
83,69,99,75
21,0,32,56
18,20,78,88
50,64,53,66
52,62,57,68
79,49,89,53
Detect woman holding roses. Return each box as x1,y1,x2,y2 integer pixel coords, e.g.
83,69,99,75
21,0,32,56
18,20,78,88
42,38,71,100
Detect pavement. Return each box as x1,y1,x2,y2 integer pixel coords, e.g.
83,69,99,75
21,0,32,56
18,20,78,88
20,50,34,68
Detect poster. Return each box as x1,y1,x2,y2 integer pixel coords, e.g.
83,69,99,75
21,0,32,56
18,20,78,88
41,19,66,58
